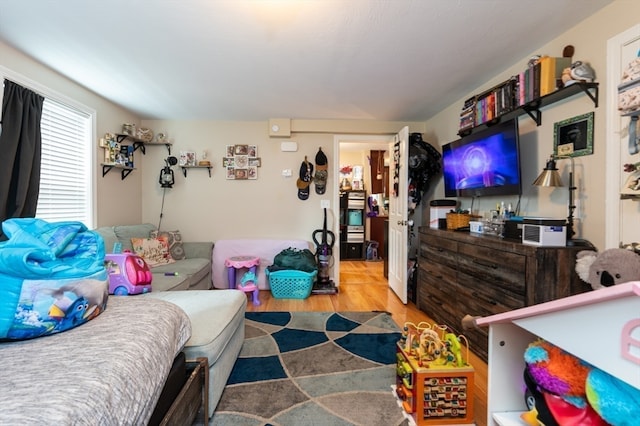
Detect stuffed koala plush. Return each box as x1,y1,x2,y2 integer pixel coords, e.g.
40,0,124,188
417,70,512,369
576,248,640,290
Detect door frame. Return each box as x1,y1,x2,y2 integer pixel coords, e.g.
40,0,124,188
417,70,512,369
605,24,640,248
333,134,394,284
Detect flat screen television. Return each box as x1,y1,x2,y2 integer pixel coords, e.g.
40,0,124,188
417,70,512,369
442,119,522,198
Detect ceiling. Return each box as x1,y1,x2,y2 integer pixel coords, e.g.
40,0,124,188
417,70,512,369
0,0,612,122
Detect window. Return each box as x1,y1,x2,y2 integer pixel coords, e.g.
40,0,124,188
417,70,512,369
0,68,96,228
36,98,94,227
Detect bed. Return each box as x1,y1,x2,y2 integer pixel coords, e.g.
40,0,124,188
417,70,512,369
0,296,192,425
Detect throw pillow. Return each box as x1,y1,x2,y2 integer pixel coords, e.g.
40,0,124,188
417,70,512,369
131,237,175,267
150,230,186,260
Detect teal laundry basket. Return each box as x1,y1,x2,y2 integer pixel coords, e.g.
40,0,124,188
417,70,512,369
266,269,317,299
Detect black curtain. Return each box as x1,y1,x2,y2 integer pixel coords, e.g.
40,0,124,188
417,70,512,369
0,80,45,239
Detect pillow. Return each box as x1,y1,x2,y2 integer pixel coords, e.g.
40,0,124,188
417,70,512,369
150,230,186,260
131,237,175,267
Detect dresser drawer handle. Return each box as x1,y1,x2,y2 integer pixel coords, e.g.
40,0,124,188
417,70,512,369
472,259,498,269
472,291,498,306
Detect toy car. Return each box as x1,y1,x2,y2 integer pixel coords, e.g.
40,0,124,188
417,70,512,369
105,252,152,295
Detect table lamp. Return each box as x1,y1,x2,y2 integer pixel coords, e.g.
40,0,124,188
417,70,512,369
533,154,580,245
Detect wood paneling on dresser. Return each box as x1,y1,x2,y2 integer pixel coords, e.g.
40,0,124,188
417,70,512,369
417,227,594,362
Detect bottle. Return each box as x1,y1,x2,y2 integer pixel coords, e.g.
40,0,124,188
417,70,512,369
500,202,506,219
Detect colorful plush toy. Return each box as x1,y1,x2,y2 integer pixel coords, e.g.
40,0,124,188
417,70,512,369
524,340,592,409
586,368,640,425
575,248,640,290
522,340,640,426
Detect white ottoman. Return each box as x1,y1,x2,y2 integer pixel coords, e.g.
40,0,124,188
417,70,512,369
143,289,246,418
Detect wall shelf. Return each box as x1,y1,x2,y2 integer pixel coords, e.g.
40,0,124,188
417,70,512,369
181,165,212,178
459,82,599,136
101,163,135,180
115,133,172,155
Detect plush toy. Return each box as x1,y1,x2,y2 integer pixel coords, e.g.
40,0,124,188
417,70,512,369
575,248,640,290
522,340,640,426
586,368,640,425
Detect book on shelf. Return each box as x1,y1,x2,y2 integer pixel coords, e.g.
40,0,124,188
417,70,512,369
539,56,571,96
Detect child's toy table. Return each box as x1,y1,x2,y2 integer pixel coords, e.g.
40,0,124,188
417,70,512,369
224,255,260,305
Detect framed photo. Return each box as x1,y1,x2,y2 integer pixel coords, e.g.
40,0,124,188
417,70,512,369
223,144,260,180
553,112,594,157
234,168,248,180
234,155,248,168
234,144,248,155
179,151,197,166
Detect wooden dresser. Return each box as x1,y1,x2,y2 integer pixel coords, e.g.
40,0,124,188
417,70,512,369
417,227,594,362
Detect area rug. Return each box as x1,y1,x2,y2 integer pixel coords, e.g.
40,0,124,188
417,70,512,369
209,311,409,426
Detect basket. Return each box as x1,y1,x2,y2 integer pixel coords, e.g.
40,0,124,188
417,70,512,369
446,212,472,230
266,269,317,299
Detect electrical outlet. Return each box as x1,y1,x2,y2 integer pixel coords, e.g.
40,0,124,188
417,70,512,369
282,169,292,177
320,199,330,209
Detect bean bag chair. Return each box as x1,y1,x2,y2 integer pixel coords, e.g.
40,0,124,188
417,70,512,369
0,218,108,340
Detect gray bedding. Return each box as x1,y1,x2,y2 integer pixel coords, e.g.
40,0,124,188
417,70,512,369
0,296,191,425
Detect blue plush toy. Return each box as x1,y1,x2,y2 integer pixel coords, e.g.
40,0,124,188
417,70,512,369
586,368,640,426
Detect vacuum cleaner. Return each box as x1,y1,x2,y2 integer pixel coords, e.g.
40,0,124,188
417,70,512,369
311,208,338,294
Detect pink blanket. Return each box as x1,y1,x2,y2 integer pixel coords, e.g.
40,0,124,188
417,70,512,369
212,239,312,289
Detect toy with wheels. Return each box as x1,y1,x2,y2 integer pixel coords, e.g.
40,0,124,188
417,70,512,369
105,252,152,295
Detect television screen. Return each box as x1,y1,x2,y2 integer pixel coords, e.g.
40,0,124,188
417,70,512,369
442,119,522,198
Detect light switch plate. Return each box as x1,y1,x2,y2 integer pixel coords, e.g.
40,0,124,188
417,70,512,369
280,141,298,152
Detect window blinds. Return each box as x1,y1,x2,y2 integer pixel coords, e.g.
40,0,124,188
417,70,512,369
36,98,92,226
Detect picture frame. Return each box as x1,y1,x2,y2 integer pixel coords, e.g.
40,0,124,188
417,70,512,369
234,168,248,180
223,145,260,180
234,144,248,155
553,112,594,157
179,150,197,166
225,166,235,180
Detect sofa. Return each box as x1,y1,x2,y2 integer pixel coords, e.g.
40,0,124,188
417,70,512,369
94,223,213,291
93,223,246,419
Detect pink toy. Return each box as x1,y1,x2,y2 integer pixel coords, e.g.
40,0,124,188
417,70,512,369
105,252,152,295
225,255,261,305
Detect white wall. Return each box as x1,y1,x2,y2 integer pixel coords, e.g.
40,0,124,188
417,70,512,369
421,0,640,250
138,119,424,244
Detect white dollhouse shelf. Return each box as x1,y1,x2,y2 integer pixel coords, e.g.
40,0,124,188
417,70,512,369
475,280,640,426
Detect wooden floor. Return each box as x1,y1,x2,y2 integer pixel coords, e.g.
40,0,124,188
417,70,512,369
246,260,488,426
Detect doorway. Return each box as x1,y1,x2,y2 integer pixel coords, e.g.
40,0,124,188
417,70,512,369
332,134,393,285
